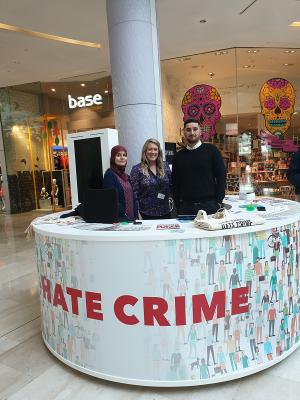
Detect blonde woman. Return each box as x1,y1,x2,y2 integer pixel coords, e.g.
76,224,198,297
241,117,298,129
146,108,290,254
130,138,172,219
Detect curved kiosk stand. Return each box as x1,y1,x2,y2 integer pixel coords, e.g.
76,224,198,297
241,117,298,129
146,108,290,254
33,197,300,387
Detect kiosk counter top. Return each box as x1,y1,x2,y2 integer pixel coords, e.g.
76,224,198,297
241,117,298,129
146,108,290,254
32,196,300,387
33,196,300,241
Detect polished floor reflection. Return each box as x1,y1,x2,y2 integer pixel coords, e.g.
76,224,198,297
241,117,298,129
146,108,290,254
1,211,300,399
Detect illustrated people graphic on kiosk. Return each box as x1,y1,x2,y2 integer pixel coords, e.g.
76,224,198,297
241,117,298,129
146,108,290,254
103,145,138,221
130,138,172,219
172,118,227,216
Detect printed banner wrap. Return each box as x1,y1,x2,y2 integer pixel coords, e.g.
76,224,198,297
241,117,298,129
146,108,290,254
35,223,300,385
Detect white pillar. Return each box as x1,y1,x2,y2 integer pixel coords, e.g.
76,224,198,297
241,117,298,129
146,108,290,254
106,0,164,170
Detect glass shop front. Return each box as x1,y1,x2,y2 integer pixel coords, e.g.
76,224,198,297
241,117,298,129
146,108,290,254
1,47,300,213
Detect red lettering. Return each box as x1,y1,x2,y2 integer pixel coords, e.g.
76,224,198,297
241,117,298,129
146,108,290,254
114,295,139,325
192,291,225,323
41,275,51,303
175,296,186,325
53,283,68,312
86,291,103,320
143,297,170,326
231,287,249,315
66,287,82,315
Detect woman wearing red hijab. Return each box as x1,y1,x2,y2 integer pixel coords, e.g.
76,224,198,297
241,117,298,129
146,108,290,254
103,145,138,221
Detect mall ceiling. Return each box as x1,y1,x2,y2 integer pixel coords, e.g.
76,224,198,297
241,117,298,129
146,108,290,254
1,0,300,88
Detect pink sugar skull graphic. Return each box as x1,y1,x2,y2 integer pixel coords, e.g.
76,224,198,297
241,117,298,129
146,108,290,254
181,84,222,140
259,78,295,135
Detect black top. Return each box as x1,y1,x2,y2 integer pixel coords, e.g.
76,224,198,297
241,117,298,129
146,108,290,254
287,150,300,194
172,143,227,207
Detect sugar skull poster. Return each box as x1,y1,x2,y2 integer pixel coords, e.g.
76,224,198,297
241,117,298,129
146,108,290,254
181,84,222,140
259,78,295,135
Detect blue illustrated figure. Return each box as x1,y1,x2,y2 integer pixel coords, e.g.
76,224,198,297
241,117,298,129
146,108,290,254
199,358,210,379
234,245,244,281
206,247,217,285
270,268,278,302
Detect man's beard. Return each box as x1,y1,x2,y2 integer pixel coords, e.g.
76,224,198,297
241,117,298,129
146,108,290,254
186,136,200,146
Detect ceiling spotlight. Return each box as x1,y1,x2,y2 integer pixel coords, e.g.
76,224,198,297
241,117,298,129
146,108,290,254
208,72,215,78
104,90,109,94
199,19,207,23
284,50,296,53
247,49,258,53
283,63,293,66
243,65,252,68
51,88,56,92
80,83,85,87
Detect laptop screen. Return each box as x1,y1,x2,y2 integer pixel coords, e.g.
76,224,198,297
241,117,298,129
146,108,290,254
82,188,118,223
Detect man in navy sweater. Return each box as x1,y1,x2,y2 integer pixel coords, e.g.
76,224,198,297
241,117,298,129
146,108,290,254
287,149,300,202
172,118,227,216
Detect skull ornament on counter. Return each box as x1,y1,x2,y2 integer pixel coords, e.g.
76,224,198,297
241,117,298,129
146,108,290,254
181,84,222,140
259,78,295,135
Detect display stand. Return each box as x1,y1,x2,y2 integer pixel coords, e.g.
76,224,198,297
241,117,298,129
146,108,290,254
33,197,300,387
67,129,118,207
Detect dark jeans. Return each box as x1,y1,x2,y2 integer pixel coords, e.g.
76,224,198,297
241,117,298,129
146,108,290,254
177,199,220,216
140,212,171,220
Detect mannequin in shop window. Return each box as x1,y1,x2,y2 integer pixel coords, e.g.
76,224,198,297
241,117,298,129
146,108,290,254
40,187,49,200
0,181,5,211
51,179,59,206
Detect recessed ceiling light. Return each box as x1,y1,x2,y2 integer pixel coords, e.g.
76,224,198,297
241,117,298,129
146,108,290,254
284,50,296,53
199,19,207,23
80,83,85,87
51,88,56,92
290,21,300,27
104,90,109,94
208,72,215,77
283,63,293,66
247,49,258,53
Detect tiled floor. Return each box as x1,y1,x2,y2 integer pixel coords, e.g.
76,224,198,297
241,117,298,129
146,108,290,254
1,211,300,399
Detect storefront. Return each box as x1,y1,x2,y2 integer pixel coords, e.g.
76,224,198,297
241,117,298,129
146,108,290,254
1,47,300,213
0,75,114,213
161,47,300,199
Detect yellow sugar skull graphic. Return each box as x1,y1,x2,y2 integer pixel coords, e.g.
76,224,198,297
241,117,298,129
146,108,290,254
259,78,295,135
